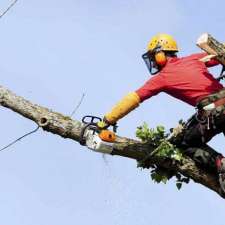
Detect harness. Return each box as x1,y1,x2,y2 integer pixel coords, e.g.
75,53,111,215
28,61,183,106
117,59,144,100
196,88,225,110
194,88,225,142
196,89,225,121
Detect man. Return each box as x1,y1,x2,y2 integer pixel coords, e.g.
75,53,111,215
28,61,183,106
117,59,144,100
102,33,225,191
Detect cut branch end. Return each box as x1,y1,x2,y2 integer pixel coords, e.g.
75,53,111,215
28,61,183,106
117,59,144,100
38,117,49,127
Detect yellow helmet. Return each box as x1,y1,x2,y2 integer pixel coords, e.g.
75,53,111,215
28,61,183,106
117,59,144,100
147,33,178,52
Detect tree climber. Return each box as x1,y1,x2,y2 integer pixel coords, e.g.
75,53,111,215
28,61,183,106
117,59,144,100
102,34,225,191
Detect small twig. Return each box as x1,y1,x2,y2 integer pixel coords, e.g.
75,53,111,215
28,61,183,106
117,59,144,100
0,125,39,152
0,0,18,19
70,93,85,117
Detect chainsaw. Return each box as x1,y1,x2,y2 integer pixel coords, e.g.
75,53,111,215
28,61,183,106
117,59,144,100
79,115,117,154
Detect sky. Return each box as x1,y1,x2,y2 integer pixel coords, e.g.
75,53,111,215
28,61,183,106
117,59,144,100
0,0,224,225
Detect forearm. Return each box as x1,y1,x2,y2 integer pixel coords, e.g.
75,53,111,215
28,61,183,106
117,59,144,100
104,92,141,124
104,75,163,124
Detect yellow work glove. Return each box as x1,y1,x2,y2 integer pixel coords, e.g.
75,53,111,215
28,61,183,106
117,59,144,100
104,92,141,125
97,121,110,129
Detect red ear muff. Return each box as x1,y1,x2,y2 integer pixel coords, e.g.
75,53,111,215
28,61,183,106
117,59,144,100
155,51,167,67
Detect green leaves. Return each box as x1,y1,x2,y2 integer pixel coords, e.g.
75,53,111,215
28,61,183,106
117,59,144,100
150,167,174,184
136,122,189,190
176,182,182,190
153,140,183,161
151,168,190,189
136,122,166,145
175,173,190,190
151,171,168,184
136,122,182,161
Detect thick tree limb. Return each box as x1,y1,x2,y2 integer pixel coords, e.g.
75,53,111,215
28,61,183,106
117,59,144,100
197,33,225,65
0,85,223,198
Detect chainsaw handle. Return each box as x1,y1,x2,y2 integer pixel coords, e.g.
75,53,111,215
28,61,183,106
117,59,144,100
80,115,101,145
82,115,102,125
79,115,118,146
82,115,117,131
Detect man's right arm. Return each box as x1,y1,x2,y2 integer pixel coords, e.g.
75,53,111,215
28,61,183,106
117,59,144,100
104,75,165,125
104,92,141,125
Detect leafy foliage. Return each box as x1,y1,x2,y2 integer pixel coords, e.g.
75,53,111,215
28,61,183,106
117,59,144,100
136,122,182,161
136,122,190,190
136,122,166,145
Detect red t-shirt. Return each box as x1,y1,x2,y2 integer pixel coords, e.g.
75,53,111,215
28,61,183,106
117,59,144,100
136,53,224,106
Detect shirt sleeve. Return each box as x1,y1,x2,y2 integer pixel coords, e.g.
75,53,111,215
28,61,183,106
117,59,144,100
135,74,165,102
193,52,220,67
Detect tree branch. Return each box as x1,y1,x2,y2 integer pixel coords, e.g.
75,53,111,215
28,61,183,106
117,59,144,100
0,85,223,198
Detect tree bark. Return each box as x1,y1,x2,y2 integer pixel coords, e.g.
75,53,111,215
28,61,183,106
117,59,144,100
0,85,223,198
197,33,225,65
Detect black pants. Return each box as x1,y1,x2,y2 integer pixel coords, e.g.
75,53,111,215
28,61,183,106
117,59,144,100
176,112,225,170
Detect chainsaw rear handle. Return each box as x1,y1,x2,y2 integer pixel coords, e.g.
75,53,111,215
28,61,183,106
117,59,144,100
79,115,118,146
80,115,100,145
82,115,102,125
82,115,117,132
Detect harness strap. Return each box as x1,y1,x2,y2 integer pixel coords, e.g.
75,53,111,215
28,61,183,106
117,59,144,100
191,89,225,141
197,88,225,110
